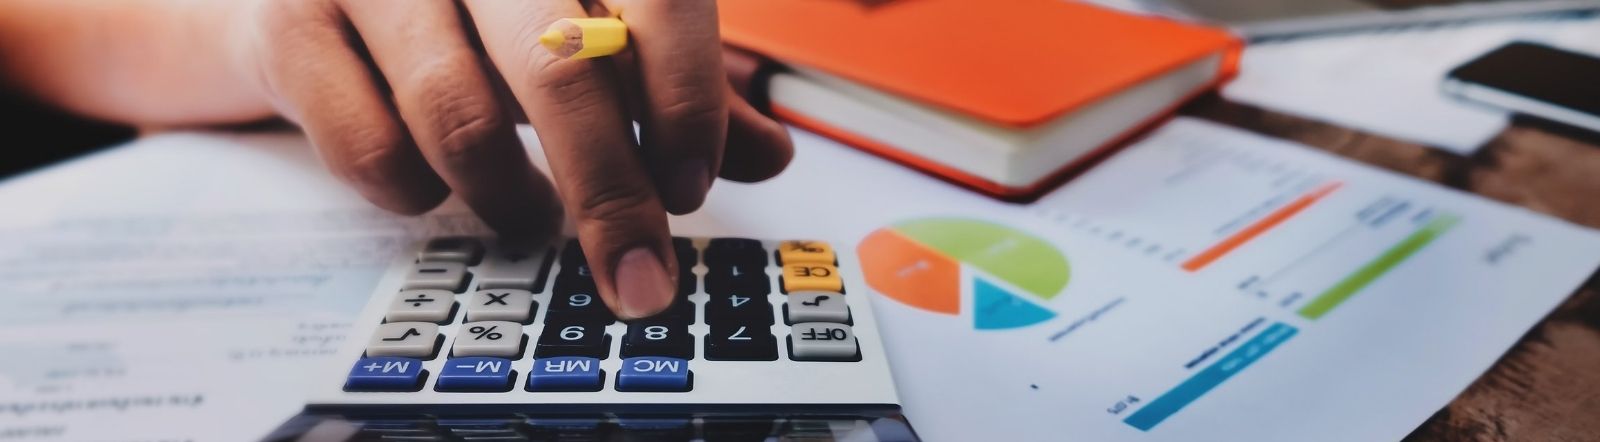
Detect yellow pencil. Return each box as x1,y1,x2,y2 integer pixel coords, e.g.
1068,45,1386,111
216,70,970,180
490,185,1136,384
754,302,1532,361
540,18,629,59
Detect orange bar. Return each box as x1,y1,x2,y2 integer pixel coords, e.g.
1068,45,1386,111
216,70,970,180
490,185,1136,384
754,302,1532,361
1181,182,1343,272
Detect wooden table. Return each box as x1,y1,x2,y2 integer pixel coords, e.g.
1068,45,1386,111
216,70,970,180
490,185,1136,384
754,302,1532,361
1183,95,1600,441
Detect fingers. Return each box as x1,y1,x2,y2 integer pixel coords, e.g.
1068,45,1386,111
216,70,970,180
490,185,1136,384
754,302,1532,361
601,0,728,214
339,0,559,240
257,1,448,215
463,0,677,319
721,86,793,183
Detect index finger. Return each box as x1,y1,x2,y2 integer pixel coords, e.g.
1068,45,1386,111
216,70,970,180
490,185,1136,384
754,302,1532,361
462,0,678,320
602,0,728,215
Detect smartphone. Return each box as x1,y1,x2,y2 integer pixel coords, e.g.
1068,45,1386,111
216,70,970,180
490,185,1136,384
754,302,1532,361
1443,42,1600,134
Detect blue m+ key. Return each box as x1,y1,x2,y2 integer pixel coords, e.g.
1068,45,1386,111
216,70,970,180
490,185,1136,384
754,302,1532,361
345,357,424,392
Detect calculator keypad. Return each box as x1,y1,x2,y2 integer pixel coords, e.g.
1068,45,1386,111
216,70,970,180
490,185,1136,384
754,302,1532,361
404,262,470,291
476,247,546,291
786,291,850,324
386,290,457,323
451,321,525,358
346,237,864,393
789,323,860,361
366,322,441,358
536,322,611,359
465,289,536,323
420,237,484,264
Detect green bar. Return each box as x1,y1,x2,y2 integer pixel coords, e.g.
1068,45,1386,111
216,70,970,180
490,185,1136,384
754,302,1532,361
1298,214,1460,320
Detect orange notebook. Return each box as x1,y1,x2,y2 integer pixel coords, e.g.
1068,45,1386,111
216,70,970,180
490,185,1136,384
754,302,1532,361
719,0,1243,201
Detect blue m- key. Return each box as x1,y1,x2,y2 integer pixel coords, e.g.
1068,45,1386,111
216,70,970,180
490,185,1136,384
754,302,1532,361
435,357,514,391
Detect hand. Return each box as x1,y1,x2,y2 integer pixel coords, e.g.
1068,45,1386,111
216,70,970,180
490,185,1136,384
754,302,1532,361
238,0,793,318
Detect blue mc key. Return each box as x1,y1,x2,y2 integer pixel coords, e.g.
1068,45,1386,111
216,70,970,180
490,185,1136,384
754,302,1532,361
527,356,604,392
345,357,424,391
616,357,691,392
436,357,514,391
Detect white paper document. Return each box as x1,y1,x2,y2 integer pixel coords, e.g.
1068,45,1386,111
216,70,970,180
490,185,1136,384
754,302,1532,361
0,132,486,441
1224,14,1600,154
2,118,1598,441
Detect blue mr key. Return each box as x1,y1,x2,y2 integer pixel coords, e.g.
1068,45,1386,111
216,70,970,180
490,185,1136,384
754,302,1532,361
527,356,604,392
345,357,424,392
616,357,692,392
436,357,515,392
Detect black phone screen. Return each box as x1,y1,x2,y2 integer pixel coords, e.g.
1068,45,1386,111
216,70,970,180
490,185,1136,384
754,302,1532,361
1449,42,1600,116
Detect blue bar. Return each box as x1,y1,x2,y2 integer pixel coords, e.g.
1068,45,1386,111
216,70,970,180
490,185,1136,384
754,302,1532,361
1124,322,1298,431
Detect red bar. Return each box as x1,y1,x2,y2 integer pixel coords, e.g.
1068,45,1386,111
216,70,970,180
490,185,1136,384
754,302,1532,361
1181,182,1343,272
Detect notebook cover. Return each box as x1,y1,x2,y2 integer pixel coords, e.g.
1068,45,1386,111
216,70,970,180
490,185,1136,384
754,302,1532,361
719,0,1242,128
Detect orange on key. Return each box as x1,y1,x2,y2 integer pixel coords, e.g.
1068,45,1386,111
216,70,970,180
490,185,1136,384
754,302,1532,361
782,263,843,293
778,240,835,265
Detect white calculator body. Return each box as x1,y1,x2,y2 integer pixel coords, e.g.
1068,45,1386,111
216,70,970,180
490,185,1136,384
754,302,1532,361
267,236,915,441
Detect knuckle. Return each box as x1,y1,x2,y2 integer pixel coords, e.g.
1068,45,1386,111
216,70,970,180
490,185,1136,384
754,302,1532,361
330,125,411,187
394,55,509,163
529,56,608,112
574,180,657,225
433,109,506,164
655,92,726,128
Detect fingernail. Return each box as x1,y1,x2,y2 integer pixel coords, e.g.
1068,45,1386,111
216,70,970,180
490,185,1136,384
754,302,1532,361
664,161,712,213
614,246,676,319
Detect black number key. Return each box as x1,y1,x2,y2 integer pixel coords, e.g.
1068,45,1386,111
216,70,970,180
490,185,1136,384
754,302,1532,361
706,292,773,325
672,237,701,296
620,321,693,359
560,239,586,266
704,238,768,268
705,323,777,361
704,265,771,296
632,297,697,324
535,322,611,359
547,285,615,323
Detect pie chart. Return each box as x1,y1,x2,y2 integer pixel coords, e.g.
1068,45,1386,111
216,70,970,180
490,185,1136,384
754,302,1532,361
859,218,1069,330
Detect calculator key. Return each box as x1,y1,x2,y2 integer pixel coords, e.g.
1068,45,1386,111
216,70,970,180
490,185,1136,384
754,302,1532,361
780,263,843,293
673,237,698,266
420,237,483,264
704,238,768,267
451,321,525,358
678,272,698,297
616,357,692,392
788,323,859,361
777,240,835,265
345,357,426,392
527,357,605,392
465,289,536,323
705,324,778,361
547,286,615,323
404,262,470,292
386,289,456,323
786,291,850,324
704,265,771,295
535,322,611,359
658,297,699,323
436,357,515,392
477,248,548,291
560,239,587,265
367,322,440,358
621,322,693,359
705,292,774,325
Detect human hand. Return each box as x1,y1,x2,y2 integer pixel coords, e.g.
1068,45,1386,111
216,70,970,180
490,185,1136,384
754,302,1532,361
237,0,793,319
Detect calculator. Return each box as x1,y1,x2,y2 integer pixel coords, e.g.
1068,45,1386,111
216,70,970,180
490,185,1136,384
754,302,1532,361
265,236,917,441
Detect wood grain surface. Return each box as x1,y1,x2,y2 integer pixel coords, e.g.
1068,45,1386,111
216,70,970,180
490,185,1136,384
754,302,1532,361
1181,94,1600,441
